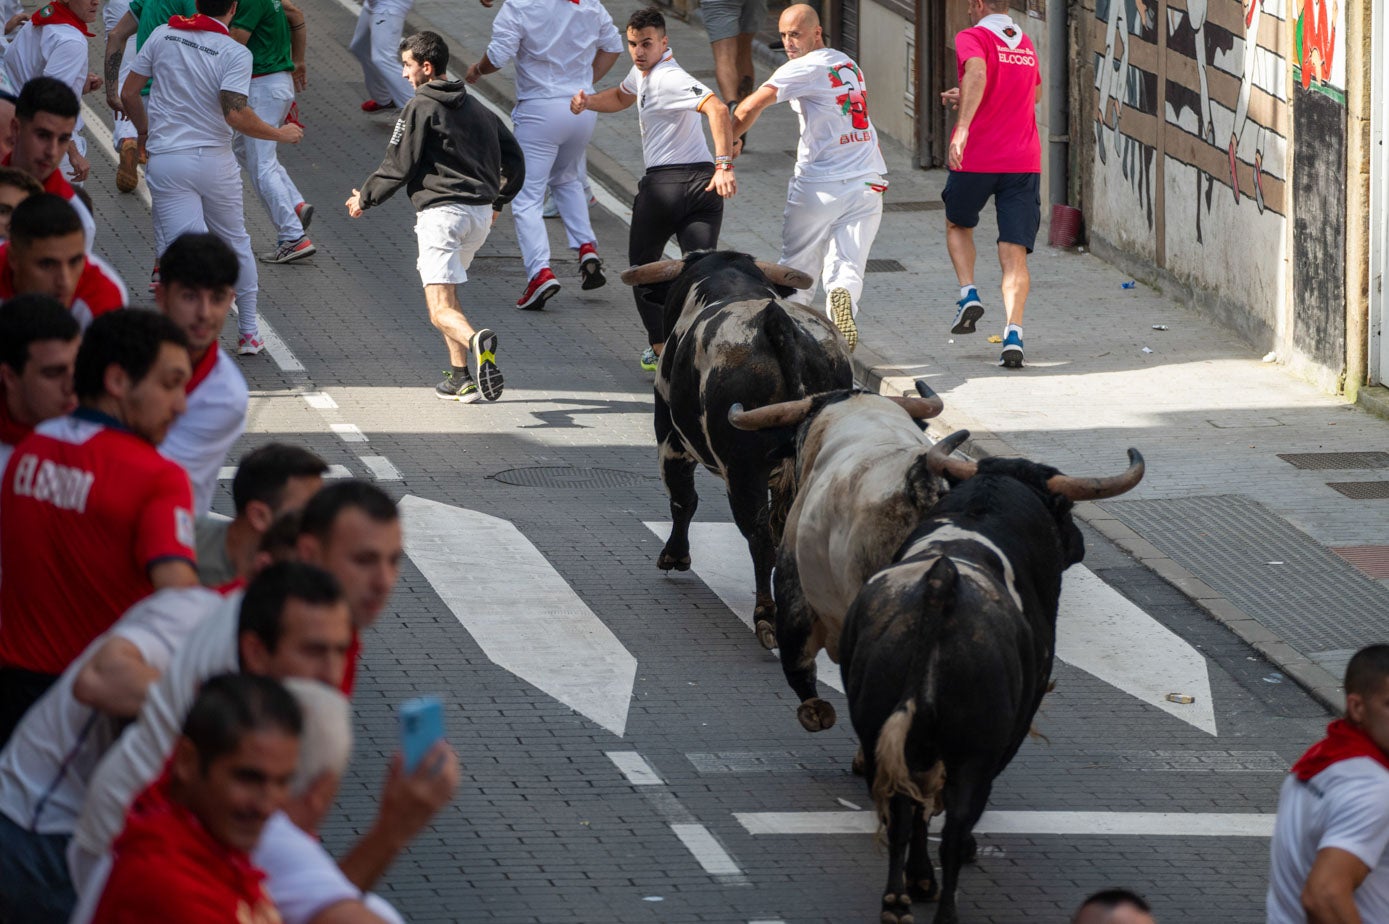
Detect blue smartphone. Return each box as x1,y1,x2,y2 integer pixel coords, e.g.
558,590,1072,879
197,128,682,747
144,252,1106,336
399,695,444,773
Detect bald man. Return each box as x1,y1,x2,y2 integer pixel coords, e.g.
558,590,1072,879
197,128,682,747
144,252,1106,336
731,4,885,352
1072,889,1155,924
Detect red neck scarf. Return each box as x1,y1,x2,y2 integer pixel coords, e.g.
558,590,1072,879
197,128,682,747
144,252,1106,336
1291,719,1389,781
186,345,219,394
168,13,230,34
31,2,93,36
0,384,33,448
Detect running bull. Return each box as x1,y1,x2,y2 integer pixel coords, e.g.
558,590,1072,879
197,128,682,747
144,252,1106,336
620,250,853,631
840,431,1145,924
726,383,947,726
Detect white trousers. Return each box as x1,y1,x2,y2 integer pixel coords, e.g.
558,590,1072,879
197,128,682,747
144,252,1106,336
511,96,596,277
349,4,414,107
146,147,260,336
779,173,885,316
233,72,305,243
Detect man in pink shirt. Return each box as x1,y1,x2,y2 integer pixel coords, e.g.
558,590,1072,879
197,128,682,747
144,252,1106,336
940,0,1040,368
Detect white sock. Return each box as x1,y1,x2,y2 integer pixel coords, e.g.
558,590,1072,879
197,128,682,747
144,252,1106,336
960,285,976,299
1005,323,1023,340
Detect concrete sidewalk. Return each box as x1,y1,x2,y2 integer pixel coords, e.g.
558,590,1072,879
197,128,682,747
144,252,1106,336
372,0,1389,709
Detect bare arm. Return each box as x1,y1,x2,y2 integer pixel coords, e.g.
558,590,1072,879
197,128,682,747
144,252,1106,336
284,0,307,91
1302,847,1370,923
592,49,620,83
72,638,160,718
730,84,777,142
464,53,499,83
948,57,986,170
221,90,303,142
120,70,150,137
308,900,390,924
149,559,199,590
570,86,634,114
699,95,736,198
105,12,138,112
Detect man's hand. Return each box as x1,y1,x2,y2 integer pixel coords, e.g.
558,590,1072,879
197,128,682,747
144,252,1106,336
706,167,736,199
346,189,364,217
278,123,304,144
292,61,307,92
376,743,459,841
491,209,500,226
4,11,26,33
479,0,494,7
84,72,103,94
107,90,124,115
67,150,90,182
464,62,483,84
940,86,961,110
570,90,587,115
948,127,968,170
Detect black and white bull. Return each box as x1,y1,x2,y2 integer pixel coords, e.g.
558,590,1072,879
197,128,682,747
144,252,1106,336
726,383,947,729
620,250,854,631
839,431,1145,924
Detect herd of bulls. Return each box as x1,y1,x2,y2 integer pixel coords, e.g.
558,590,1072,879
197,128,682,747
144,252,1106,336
619,251,1146,924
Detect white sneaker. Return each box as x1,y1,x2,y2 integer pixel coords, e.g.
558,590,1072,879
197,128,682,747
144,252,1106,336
237,335,265,356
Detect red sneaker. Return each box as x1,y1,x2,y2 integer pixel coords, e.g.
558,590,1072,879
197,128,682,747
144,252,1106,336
361,100,397,113
578,242,605,291
517,268,560,310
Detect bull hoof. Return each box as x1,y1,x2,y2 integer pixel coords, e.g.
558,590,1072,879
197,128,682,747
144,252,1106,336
657,551,692,571
908,877,940,902
880,893,913,924
852,748,866,776
797,697,836,732
755,619,776,650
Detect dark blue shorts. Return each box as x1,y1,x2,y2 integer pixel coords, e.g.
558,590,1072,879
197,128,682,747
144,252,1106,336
941,171,1041,253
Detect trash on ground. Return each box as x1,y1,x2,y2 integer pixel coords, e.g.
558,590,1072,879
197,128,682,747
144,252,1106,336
1267,561,1284,565
837,797,862,810
1264,673,1284,684
1141,347,1154,354
643,896,664,902
987,335,1003,343
1165,693,1195,704
1121,281,1137,289
1262,351,1278,363
1151,324,1168,331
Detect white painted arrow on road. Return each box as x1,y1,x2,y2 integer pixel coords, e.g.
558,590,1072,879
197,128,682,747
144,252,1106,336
647,522,1216,734
401,495,637,736
643,522,843,693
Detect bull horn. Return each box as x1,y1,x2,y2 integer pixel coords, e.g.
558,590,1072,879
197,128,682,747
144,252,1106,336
728,398,816,431
1045,448,1146,501
926,430,977,480
620,259,686,286
886,380,944,419
753,261,815,290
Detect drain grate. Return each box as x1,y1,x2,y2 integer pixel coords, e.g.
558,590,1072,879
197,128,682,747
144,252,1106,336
1326,481,1389,499
1278,451,1389,470
491,466,655,489
1331,545,1389,579
866,258,906,273
1098,494,1389,656
883,200,945,213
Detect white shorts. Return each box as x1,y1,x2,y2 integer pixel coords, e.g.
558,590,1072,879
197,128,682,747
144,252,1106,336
415,202,492,285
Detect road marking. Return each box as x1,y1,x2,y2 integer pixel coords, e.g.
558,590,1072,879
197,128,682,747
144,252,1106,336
734,810,1276,838
359,455,402,481
330,423,368,442
82,102,308,375
643,522,842,692
220,463,352,480
1057,566,1218,736
400,495,637,736
606,751,665,786
303,391,338,409
670,824,744,876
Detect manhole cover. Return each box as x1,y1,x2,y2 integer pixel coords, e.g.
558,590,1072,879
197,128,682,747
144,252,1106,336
1278,451,1389,470
866,258,906,273
883,200,945,213
491,466,654,488
1326,481,1389,499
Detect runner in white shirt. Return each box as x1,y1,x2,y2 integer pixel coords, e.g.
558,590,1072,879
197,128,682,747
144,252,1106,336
155,233,249,515
119,0,304,356
0,585,222,923
350,0,414,113
466,0,624,310
732,3,887,353
571,7,736,372
1,0,100,183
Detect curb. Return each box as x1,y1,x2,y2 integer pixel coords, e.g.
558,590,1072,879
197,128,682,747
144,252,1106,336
856,349,1344,716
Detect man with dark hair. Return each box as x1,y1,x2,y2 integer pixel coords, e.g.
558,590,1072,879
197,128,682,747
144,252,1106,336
1073,888,1155,923
154,232,249,514
0,166,42,240
0,193,127,327
572,6,736,372
1269,644,1389,922
3,77,96,246
1,0,101,186
88,673,300,922
0,293,79,473
120,0,304,357
939,0,1041,367
0,308,196,747
348,31,523,404
196,443,328,588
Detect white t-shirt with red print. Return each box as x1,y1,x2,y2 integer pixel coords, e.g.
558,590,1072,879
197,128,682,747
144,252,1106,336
763,46,887,182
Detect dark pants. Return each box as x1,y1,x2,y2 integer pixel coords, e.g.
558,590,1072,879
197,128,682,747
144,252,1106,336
0,667,58,750
629,163,724,346
0,812,75,923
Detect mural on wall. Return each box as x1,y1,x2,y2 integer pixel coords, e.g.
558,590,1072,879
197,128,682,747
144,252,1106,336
1091,0,1288,245
1293,0,1343,101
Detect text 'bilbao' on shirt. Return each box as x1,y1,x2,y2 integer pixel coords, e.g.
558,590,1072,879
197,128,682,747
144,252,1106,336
10,454,96,513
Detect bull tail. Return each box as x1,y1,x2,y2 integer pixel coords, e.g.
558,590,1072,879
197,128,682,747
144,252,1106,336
762,301,813,398
870,556,958,836
768,456,795,544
